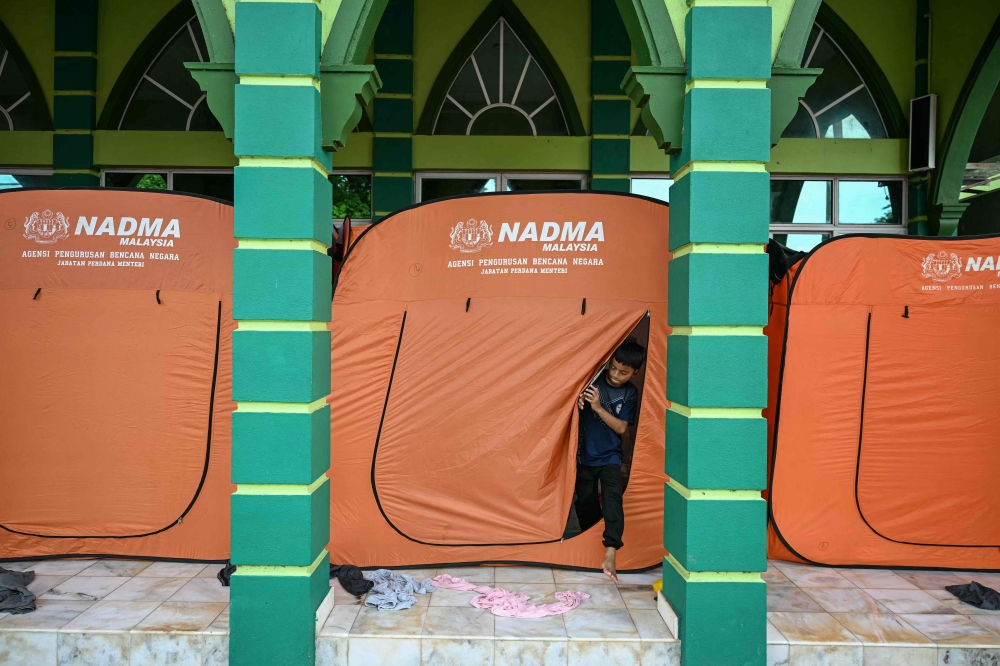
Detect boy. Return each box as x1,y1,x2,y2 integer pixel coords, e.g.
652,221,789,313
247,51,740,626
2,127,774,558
575,338,646,581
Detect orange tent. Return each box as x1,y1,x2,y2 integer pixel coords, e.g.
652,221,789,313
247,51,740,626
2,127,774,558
326,191,670,571
766,234,1000,570
0,188,235,562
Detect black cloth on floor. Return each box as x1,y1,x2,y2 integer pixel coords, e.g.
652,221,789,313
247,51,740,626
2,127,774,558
331,564,373,598
574,463,625,550
0,567,36,614
217,562,236,587
946,581,1000,610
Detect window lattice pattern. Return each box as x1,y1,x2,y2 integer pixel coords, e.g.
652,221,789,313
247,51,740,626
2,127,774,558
434,18,568,137
782,25,887,139
119,17,221,131
0,38,48,131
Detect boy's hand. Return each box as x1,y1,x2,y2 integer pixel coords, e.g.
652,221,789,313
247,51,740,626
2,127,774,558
582,386,602,410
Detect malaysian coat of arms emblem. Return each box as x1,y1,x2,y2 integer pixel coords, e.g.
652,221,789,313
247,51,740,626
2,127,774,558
449,218,493,253
24,209,70,244
921,251,963,283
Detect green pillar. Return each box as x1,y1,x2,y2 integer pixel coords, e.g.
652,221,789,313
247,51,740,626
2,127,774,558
52,0,98,186
591,0,631,192
909,0,930,235
229,2,332,664
663,2,770,665
371,0,413,219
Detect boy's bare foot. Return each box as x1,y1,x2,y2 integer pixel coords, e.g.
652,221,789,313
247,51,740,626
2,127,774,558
602,546,618,582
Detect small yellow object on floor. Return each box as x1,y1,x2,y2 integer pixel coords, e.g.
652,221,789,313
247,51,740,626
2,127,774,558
652,577,662,594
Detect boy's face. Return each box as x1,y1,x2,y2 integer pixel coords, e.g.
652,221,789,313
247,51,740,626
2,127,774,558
606,359,637,387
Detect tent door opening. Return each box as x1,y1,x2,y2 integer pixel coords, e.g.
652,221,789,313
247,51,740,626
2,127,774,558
561,312,650,541
371,298,648,547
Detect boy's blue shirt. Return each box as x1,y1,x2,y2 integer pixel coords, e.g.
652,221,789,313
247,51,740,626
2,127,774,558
577,370,638,467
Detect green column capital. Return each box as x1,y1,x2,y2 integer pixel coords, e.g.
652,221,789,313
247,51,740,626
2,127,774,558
622,66,686,153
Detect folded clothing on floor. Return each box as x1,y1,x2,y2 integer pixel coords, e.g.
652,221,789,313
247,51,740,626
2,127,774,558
946,582,1000,610
363,569,434,611
0,567,36,614
432,574,590,618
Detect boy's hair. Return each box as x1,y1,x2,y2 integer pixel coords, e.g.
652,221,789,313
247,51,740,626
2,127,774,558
612,338,647,371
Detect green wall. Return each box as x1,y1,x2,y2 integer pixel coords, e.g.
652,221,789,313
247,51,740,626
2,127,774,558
825,0,914,122
928,0,1000,144
96,0,182,119
0,0,56,116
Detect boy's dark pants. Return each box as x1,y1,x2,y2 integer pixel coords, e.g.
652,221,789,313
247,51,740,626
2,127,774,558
574,463,624,550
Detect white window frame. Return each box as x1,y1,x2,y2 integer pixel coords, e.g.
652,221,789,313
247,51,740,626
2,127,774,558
0,168,56,189
100,168,234,190
769,174,908,243
415,171,587,203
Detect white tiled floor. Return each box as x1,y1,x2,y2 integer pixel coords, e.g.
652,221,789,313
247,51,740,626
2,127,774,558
0,560,674,665
766,559,1000,665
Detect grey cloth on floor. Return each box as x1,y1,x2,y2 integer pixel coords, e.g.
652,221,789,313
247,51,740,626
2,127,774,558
363,569,434,611
0,567,36,614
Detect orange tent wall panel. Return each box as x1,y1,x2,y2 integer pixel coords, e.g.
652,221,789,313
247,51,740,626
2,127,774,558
767,235,1000,570
0,189,235,562
328,192,670,570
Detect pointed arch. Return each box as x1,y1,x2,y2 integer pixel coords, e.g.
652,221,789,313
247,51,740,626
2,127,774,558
98,1,221,132
416,0,584,136
0,19,52,131
930,12,1000,229
780,4,906,140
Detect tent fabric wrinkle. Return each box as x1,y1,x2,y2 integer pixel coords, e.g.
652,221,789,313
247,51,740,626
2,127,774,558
432,573,590,618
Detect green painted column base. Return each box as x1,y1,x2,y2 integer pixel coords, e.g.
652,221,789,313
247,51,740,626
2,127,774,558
662,557,766,666
230,554,330,666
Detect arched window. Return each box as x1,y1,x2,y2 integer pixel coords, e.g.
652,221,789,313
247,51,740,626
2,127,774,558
0,26,51,131
433,18,568,136
118,15,221,131
782,24,887,139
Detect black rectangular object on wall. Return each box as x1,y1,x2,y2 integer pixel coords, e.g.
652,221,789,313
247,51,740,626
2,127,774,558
909,94,937,172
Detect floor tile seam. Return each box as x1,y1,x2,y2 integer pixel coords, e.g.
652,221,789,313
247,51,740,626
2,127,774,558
899,613,1000,646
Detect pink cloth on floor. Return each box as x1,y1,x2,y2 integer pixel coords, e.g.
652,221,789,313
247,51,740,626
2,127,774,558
431,574,590,618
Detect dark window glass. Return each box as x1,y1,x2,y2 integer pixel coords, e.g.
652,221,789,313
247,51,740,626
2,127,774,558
421,178,496,202
0,38,49,131
770,180,833,224
781,25,887,139
434,19,567,136
119,18,221,132
104,172,168,190
332,174,372,218
838,180,902,224
504,178,582,192
173,173,234,202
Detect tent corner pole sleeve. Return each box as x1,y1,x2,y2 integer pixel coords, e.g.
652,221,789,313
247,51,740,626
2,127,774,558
661,3,772,664
227,3,333,664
